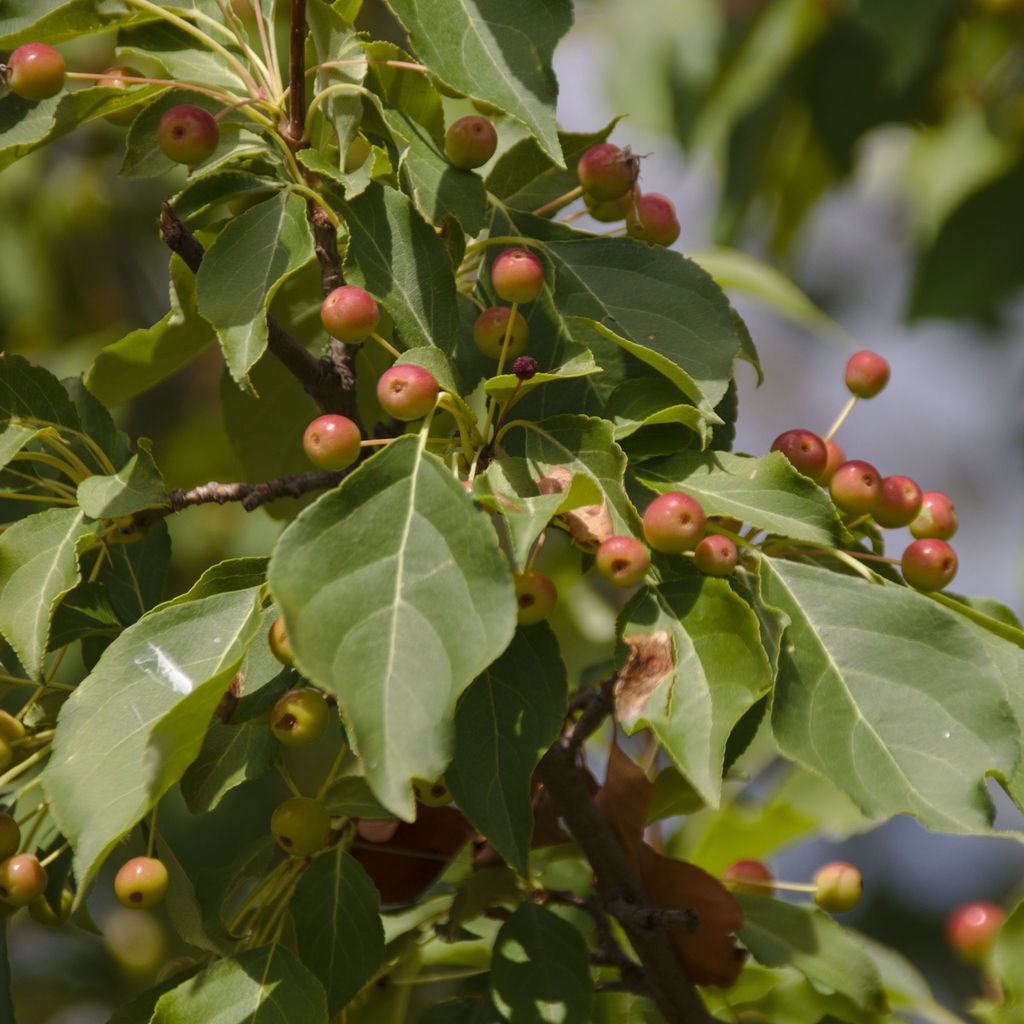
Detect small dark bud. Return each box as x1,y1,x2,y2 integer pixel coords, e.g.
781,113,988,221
513,356,538,380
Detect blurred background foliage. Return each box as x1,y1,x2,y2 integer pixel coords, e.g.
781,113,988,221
3,0,1024,1020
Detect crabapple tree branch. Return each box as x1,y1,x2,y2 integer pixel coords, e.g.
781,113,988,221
168,469,344,513
287,0,307,147
157,203,357,418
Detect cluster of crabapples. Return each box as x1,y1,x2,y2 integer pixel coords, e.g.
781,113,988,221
770,350,960,592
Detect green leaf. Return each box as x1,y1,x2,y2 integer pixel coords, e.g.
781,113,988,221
77,439,166,518
508,216,744,409
116,21,248,92
634,451,841,546
605,378,708,443
512,414,641,536
0,0,141,47
157,557,269,611
63,376,133,467
153,945,328,1024
179,721,277,815
448,625,567,873
292,849,385,1015
0,421,48,472
991,897,1024,999
383,0,572,164
156,834,231,956
341,183,461,349
197,192,316,388
101,520,172,624
49,581,120,649
0,352,80,428
762,558,1024,833
737,893,885,1013
487,121,620,212
616,570,772,807
0,83,164,172
491,903,592,1024
268,435,517,816
0,508,97,679
484,348,600,402
86,257,215,406
44,586,264,888
478,457,602,571
307,0,366,157
691,248,842,335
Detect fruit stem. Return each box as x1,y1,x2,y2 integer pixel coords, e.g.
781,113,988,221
15,802,48,828
0,745,51,789
0,492,76,507
315,740,349,800
722,877,817,894
463,235,539,258
38,433,93,481
277,761,303,798
225,857,293,935
39,841,70,869
394,968,490,986
560,208,587,223
250,0,282,96
531,185,583,218
370,331,403,360
64,71,238,107
145,804,159,858
303,82,373,139
210,0,277,98
824,395,858,441
311,59,429,75
494,302,519,380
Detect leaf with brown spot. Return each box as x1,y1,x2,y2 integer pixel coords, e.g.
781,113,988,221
614,631,674,721
349,803,472,905
535,466,614,547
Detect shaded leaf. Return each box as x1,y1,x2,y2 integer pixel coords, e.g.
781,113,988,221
179,721,277,815
77,439,166,518
448,625,568,873
101,520,172,625
292,849,385,1015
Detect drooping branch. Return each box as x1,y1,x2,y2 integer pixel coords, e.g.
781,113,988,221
287,0,307,146
537,696,717,1024
169,469,344,513
158,204,355,417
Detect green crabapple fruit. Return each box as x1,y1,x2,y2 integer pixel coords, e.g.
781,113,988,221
910,491,958,540
595,536,651,588
473,306,529,360
0,853,48,907
585,188,637,223
829,460,882,515
821,439,846,485
5,44,65,101
722,860,774,894
444,115,497,169
813,861,862,913
626,193,681,247
771,429,828,482
270,688,329,747
514,571,558,625
844,350,890,399
642,492,706,553
320,285,380,345
901,538,958,592
946,902,1005,964
157,104,219,166
377,365,439,422
0,739,11,773
873,475,923,529
114,856,169,909
694,534,738,577
0,710,25,743
413,778,453,807
577,143,638,202
303,414,361,471
0,813,19,860
268,615,293,667
491,248,545,304
98,67,142,125
271,797,332,857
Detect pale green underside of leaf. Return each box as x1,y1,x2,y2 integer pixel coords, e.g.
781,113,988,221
268,435,517,817
153,945,328,1024
0,0,142,47
448,625,567,873
762,558,1024,834
606,378,708,442
77,440,166,518
635,451,841,546
197,192,316,389
737,893,886,1014
618,573,772,808
292,849,385,1015
0,422,48,473
383,0,572,165
0,508,96,679
44,587,265,888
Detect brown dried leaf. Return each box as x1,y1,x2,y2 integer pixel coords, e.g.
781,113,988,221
535,467,614,547
614,632,674,721
593,742,653,859
350,803,472,905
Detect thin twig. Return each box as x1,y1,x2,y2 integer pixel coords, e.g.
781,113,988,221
168,470,345,513
288,0,307,145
